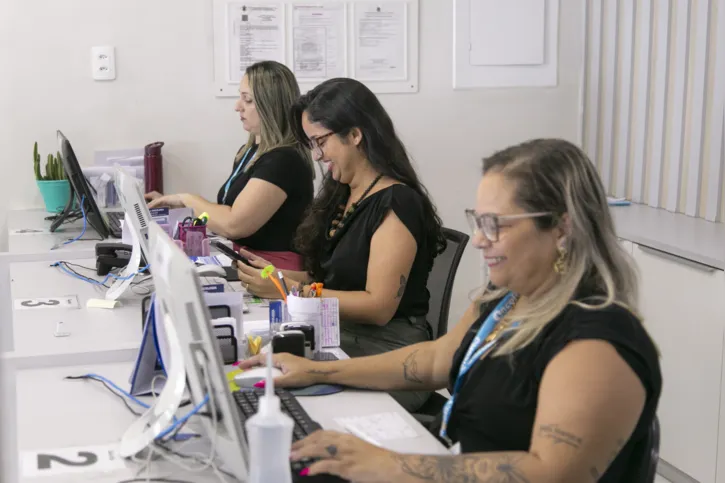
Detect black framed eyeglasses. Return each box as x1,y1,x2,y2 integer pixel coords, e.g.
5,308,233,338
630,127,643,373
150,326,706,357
309,132,335,158
464,209,554,242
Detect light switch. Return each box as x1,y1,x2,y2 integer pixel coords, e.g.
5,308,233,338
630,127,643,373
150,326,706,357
91,46,116,81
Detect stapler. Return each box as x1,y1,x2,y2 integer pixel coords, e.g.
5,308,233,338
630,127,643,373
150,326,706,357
95,242,149,276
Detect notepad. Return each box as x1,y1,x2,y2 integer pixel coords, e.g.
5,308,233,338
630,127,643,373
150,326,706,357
334,412,418,441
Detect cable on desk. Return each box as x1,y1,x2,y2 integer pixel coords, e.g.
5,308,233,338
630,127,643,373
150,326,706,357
52,195,87,249
65,374,150,410
50,261,111,288
51,260,149,287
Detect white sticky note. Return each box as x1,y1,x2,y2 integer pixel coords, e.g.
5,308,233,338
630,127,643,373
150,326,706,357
21,443,126,478
335,412,418,441
86,298,121,309
14,296,80,311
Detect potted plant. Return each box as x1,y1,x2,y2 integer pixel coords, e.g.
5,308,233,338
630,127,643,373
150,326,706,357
34,142,70,213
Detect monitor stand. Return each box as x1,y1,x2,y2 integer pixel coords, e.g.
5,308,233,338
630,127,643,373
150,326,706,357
49,184,80,233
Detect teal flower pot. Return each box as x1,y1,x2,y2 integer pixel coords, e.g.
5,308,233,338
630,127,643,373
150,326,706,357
37,179,72,213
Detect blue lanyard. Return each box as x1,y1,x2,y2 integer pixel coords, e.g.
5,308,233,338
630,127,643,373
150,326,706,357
439,292,519,443
222,147,255,204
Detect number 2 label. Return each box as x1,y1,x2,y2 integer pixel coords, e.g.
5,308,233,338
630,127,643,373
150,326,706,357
21,444,125,477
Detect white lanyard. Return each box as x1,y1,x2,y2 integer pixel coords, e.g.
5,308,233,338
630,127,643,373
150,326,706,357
222,147,255,204
439,292,518,443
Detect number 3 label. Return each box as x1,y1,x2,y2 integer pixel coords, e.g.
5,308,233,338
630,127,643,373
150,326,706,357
14,296,79,311
21,444,125,477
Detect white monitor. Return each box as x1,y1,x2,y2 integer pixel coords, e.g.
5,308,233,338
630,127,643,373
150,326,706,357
147,222,250,479
106,167,152,300
114,166,152,256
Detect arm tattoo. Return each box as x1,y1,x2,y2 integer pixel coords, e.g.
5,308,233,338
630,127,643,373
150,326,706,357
395,454,530,483
396,275,407,299
589,438,626,481
538,424,583,449
402,349,424,384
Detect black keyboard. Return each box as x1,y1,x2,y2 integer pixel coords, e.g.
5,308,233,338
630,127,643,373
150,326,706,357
233,388,347,482
313,352,339,362
106,211,124,238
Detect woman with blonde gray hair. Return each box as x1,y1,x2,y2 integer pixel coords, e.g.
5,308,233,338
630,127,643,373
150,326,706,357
239,138,662,482
147,60,314,270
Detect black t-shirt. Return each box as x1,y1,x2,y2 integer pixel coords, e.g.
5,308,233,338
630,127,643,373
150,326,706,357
216,145,313,251
445,295,662,482
320,184,431,320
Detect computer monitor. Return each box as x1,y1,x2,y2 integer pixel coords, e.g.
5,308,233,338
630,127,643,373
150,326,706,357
52,130,112,238
105,166,152,300
147,222,250,479
114,166,151,256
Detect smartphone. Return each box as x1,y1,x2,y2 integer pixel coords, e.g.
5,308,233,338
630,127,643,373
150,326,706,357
211,240,252,267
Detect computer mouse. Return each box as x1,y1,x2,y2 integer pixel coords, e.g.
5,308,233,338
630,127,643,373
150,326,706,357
234,366,284,388
196,264,226,277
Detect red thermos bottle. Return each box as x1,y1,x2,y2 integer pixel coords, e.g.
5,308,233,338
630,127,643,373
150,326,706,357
144,142,165,194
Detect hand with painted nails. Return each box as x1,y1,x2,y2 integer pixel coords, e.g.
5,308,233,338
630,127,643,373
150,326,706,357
291,430,398,481
237,352,332,389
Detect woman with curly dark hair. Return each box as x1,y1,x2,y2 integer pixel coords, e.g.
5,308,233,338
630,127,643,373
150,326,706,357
237,78,446,412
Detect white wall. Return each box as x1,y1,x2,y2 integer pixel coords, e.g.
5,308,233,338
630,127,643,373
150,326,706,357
0,0,583,328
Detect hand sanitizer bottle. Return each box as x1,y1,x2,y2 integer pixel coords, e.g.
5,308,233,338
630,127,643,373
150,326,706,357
245,350,294,483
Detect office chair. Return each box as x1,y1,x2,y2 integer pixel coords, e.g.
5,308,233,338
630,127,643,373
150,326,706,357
413,227,468,424
641,416,660,483
426,227,469,339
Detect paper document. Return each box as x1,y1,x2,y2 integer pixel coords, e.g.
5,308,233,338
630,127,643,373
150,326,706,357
353,1,407,81
292,3,347,79
335,412,418,441
227,3,285,83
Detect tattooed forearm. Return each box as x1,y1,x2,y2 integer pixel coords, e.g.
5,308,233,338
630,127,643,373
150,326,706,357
394,453,531,483
538,424,583,449
402,349,424,384
396,275,407,299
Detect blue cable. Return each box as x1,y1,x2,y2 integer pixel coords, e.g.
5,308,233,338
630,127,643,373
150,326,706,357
155,395,210,441
51,261,149,286
62,194,88,246
80,374,200,440
83,373,151,409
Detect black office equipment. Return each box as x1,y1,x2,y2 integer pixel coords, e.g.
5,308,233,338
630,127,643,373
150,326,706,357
96,242,148,275
51,131,123,239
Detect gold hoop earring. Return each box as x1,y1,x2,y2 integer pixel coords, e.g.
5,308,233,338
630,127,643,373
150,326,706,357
554,246,568,274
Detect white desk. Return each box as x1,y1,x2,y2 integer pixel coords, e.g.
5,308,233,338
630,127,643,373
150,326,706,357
3,361,447,482
5,209,101,256
3,258,148,363
3,257,272,371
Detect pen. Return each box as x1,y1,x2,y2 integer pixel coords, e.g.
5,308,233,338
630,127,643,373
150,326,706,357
278,271,289,295
342,423,382,447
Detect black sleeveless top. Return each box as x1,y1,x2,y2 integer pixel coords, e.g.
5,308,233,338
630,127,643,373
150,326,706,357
444,294,662,482
319,184,431,320
216,145,313,251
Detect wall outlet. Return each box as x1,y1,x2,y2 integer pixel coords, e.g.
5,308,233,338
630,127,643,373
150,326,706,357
91,46,116,81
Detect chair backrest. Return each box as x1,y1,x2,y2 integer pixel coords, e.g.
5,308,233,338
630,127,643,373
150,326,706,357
643,416,660,483
624,415,660,482
426,227,469,339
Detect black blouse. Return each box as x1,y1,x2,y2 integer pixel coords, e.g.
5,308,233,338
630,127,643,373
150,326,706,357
216,145,313,251
444,295,662,482
319,184,432,320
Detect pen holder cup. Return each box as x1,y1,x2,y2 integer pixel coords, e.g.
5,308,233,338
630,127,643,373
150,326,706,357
177,223,209,257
